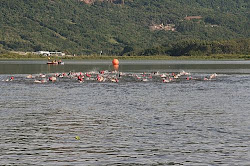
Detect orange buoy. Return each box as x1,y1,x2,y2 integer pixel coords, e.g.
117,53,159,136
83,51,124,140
113,65,119,71
112,59,119,65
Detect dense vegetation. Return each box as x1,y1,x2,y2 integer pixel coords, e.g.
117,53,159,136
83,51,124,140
131,38,250,56
0,0,249,56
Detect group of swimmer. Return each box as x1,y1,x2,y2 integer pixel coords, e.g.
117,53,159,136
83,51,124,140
2,59,218,83
2,70,217,84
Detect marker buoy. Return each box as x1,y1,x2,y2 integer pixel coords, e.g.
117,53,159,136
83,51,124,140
112,59,119,65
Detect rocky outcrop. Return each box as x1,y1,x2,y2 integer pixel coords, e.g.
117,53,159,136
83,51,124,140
184,16,202,20
79,0,95,4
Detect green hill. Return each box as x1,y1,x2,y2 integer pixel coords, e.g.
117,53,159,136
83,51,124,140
0,0,249,55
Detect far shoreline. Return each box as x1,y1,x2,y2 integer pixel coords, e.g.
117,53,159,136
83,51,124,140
0,53,250,61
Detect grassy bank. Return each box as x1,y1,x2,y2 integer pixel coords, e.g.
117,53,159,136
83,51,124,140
0,52,46,60
0,52,250,60
68,54,250,60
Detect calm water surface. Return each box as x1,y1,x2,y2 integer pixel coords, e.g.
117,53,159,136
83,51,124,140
0,60,250,165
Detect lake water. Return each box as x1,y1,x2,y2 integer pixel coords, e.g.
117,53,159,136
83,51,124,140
0,60,250,165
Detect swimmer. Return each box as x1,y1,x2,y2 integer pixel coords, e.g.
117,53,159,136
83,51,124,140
162,78,170,83
26,74,33,79
49,76,56,82
77,75,84,83
3,76,14,82
209,73,217,79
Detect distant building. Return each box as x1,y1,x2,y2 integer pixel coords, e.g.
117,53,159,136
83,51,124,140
149,23,176,31
35,51,65,56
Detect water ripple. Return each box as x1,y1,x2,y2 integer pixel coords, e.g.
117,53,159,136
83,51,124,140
0,74,250,165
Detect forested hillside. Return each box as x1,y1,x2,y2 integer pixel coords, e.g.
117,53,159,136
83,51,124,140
0,0,249,55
